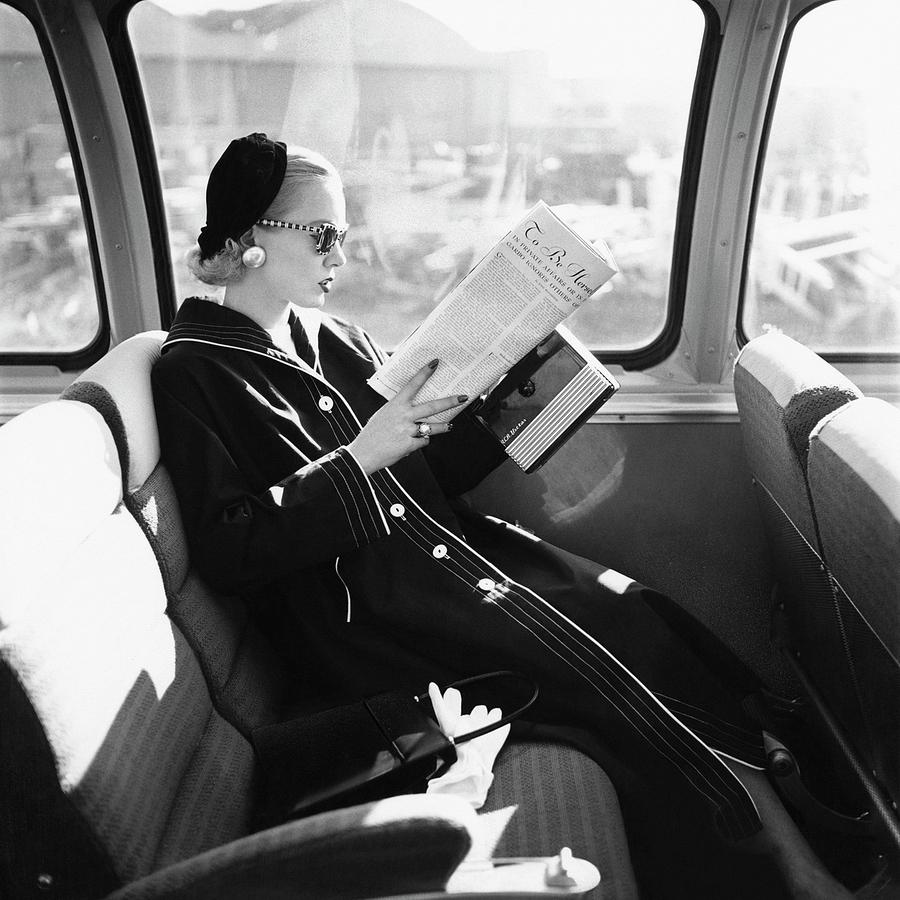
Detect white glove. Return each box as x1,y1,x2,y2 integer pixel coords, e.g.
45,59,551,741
425,682,511,809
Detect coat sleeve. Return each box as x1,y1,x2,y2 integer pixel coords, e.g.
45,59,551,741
152,366,390,593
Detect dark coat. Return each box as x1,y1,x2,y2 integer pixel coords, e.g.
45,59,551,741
152,297,765,840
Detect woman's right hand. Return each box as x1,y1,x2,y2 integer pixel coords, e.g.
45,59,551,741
347,360,468,475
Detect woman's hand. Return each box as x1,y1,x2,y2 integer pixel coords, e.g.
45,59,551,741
347,360,468,475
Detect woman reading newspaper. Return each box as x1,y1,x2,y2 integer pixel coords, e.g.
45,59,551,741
151,133,849,900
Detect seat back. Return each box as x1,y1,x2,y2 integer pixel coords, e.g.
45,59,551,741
62,333,290,734
0,399,255,899
733,333,861,674
808,397,900,806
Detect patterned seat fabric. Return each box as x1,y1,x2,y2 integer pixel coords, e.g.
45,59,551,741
734,333,900,863
733,333,862,687
60,332,638,900
807,398,900,812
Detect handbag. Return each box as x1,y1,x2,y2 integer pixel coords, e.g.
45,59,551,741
252,670,538,825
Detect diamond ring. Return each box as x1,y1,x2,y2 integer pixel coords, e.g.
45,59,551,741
415,422,432,439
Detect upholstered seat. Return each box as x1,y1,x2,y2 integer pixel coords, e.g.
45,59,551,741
733,333,862,689
734,333,900,867
807,397,900,826
42,331,638,898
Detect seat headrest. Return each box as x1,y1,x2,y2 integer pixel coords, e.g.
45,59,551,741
63,331,166,494
735,333,861,410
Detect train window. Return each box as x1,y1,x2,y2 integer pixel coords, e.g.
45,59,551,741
744,0,900,355
128,0,707,352
0,6,100,355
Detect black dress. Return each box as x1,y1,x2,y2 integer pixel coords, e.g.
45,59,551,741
152,297,767,842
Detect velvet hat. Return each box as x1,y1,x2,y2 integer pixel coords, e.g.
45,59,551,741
197,132,287,260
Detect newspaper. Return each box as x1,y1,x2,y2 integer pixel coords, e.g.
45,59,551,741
366,200,618,421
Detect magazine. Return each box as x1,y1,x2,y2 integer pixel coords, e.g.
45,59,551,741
366,200,618,424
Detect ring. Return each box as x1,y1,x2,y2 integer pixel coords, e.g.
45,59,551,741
414,422,432,439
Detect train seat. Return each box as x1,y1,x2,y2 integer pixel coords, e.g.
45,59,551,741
733,332,862,680
807,397,900,832
0,397,482,899
734,333,900,869
56,332,638,898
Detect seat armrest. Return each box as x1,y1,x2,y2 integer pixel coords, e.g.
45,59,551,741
104,795,475,900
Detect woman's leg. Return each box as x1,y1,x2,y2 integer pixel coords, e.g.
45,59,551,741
726,760,853,899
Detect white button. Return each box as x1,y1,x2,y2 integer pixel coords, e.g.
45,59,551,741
477,578,496,592
318,396,334,412
389,503,405,518
432,544,448,559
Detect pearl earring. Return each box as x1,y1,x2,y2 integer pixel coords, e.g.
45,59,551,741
242,245,267,268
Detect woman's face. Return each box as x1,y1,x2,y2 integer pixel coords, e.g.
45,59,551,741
252,175,348,309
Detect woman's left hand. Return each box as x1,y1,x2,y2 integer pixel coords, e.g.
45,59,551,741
347,360,467,474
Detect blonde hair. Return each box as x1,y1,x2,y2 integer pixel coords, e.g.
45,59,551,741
186,150,339,286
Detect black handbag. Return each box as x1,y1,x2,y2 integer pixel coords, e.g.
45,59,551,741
252,671,538,825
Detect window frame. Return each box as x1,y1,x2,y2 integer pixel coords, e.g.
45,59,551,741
0,0,110,370
737,0,900,364
606,0,722,370
103,0,176,330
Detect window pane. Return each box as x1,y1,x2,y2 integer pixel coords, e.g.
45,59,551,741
745,0,900,353
0,6,100,353
130,0,705,350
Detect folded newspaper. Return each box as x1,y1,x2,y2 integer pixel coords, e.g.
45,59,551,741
366,200,618,467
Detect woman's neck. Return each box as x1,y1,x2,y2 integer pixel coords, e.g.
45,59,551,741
221,281,290,330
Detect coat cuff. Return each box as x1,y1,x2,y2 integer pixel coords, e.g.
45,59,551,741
317,446,391,547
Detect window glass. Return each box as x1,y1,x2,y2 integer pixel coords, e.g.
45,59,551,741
129,0,705,350
0,6,100,353
745,0,900,353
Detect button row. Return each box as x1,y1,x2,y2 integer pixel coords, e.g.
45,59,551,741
382,501,504,588
385,503,447,556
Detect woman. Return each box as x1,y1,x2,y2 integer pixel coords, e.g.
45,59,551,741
152,133,850,899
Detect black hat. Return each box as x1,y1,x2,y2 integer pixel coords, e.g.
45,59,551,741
197,132,287,260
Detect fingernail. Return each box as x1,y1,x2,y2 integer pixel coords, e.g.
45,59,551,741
447,422,454,431
428,358,439,369
457,394,468,403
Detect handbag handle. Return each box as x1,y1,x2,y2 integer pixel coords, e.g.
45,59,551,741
416,670,539,746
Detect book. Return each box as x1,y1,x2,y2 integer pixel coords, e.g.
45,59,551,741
366,200,618,425
473,325,619,473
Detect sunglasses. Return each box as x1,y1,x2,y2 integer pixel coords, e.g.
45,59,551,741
256,218,348,255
